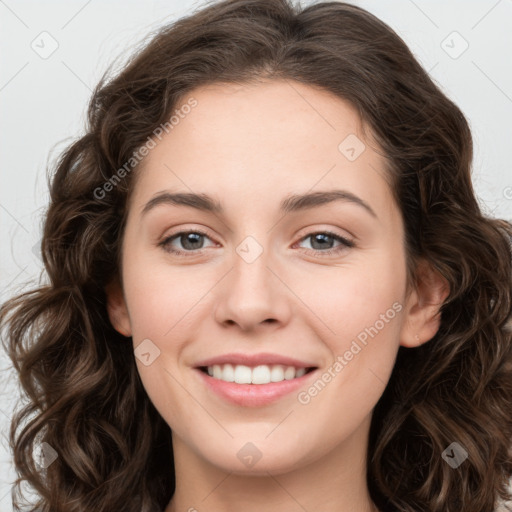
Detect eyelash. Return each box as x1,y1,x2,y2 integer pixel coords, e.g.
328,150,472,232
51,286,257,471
158,228,355,257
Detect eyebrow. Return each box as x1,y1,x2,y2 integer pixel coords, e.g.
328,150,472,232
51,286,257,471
141,189,377,218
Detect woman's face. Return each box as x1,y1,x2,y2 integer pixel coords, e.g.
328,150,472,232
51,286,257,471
109,79,423,476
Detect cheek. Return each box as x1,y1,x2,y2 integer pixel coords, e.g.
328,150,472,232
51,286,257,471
294,254,405,339
122,253,203,340
121,256,202,429
292,252,405,388
293,273,403,436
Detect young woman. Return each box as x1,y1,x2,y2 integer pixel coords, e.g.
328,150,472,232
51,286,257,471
1,0,511,511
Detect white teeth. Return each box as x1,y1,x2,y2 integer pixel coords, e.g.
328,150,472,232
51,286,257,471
252,365,270,384
270,365,284,382
284,366,295,380
222,363,235,382
234,365,252,384
205,364,309,384
295,368,306,378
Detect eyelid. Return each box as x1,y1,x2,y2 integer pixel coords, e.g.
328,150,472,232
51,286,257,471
294,224,356,243
159,224,215,241
158,226,217,253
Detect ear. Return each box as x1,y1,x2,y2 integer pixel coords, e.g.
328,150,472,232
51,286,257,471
400,259,450,348
105,278,132,337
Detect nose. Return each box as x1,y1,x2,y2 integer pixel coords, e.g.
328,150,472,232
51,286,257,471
214,239,292,332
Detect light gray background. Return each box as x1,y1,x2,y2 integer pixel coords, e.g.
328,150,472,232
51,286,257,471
1,0,511,509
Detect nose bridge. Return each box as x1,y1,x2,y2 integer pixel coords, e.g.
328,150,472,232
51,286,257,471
214,231,291,330
231,232,276,302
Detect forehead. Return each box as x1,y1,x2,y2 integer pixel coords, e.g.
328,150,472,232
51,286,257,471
170,79,366,157
130,79,394,221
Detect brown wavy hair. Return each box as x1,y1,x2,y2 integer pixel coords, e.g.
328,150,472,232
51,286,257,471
1,0,511,510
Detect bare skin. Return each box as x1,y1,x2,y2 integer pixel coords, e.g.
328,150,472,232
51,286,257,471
106,79,449,512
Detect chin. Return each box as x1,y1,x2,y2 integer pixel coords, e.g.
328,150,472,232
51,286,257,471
196,438,316,476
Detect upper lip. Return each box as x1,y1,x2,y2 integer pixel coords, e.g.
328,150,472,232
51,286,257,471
194,352,318,369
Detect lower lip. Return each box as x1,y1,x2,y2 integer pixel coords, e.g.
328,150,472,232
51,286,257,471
195,368,317,407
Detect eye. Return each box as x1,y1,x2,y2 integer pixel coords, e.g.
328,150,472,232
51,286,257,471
159,229,216,256
295,230,354,257
158,228,354,258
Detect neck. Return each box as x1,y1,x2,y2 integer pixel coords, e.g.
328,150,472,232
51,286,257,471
165,416,378,512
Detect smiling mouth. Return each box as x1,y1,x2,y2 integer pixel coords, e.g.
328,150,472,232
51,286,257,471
198,364,317,385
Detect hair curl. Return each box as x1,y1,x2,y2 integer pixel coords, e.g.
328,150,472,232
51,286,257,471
1,0,511,511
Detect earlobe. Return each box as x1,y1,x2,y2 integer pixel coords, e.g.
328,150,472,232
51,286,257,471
400,260,450,348
105,278,132,337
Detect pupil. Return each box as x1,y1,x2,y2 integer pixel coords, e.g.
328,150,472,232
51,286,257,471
312,233,332,250
183,233,202,250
